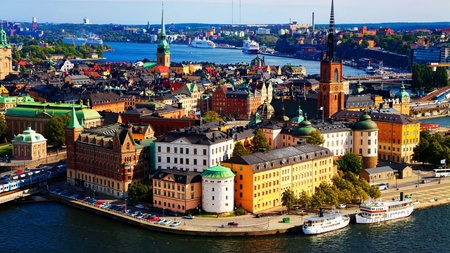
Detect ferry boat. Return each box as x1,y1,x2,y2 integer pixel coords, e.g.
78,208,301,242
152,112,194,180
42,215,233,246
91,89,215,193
191,39,216,48
242,39,260,54
302,208,350,235
356,192,414,224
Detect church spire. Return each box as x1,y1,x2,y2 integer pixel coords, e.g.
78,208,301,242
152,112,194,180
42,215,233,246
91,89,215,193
160,1,166,38
67,103,82,129
326,0,336,61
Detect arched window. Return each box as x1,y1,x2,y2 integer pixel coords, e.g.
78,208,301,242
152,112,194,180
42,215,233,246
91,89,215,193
334,68,339,82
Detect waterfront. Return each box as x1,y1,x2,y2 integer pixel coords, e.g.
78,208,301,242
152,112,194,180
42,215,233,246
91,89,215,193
102,42,367,76
0,201,449,253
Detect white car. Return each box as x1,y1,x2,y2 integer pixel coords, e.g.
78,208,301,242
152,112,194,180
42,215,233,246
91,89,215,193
170,221,182,227
338,204,347,209
161,219,172,225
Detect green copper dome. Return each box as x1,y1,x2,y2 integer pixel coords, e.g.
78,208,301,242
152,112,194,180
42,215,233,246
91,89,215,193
292,117,316,137
353,112,378,131
13,127,46,143
201,163,235,179
394,81,409,99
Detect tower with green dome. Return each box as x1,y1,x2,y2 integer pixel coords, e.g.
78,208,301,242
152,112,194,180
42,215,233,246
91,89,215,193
352,111,378,168
0,24,12,80
393,81,410,115
156,2,170,67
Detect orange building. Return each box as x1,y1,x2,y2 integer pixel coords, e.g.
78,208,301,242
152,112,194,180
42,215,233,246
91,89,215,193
152,169,202,214
221,144,335,213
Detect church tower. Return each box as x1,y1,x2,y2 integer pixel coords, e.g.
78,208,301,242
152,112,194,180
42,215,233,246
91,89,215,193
65,103,84,186
0,24,12,80
156,2,170,67
317,0,344,118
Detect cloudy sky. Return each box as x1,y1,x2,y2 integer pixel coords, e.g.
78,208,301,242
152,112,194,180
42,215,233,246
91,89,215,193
2,0,449,25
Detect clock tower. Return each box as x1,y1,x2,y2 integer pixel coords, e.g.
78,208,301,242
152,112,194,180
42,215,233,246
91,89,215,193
318,0,344,118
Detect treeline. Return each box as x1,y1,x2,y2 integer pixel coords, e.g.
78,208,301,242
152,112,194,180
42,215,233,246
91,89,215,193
411,64,449,92
413,131,450,166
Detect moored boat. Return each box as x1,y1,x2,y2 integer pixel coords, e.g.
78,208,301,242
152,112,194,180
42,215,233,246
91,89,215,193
356,192,414,224
191,38,216,48
242,39,260,54
302,208,350,235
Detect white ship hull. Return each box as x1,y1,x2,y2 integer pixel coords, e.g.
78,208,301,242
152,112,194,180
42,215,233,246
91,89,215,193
302,211,350,235
356,196,414,224
191,39,216,48
356,206,413,224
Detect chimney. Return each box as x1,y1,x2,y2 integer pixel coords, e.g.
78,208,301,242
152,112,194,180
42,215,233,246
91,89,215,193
178,102,182,109
212,132,215,142
400,192,404,201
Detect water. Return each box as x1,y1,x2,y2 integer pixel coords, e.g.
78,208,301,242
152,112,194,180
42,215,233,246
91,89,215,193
102,42,367,76
420,116,450,128
1,201,449,253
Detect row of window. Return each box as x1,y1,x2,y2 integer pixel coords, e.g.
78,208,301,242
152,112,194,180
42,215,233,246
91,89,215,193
154,200,185,211
75,172,122,190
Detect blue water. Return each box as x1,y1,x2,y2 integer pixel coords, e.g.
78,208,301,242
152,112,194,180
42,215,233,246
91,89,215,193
0,201,449,253
103,42,367,76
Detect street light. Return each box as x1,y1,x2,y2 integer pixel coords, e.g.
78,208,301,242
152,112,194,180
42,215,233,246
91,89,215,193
125,198,127,212
395,173,398,190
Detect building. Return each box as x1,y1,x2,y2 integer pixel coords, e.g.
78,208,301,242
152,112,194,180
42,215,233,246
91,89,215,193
5,101,102,138
211,85,261,120
317,1,345,118
66,106,150,198
221,144,335,213
0,27,12,80
359,166,395,184
152,169,202,214
201,163,235,213
85,91,125,113
156,4,170,67
12,127,47,160
333,110,420,164
155,127,234,172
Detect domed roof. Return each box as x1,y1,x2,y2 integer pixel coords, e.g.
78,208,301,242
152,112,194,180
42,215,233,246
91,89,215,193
353,112,378,131
13,127,46,143
394,81,409,99
256,99,275,121
291,105,304,124
292,117,316,137
201,163,235,179
352,80,364,95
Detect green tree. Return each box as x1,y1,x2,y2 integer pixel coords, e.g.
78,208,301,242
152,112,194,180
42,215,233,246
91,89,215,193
368,185,382,199
306,129,325,146
43,114,69,147
128,183,152,204
0,114,8,143
232,141,249,157
337,152,363,174
281,188,298,214
251,128,271,152
298,190,312,208
203,110,222,123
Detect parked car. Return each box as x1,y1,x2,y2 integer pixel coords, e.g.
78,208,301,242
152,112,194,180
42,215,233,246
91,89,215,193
338,204,347,209
170,221,182,227
155,219,165,224
228,222,239,226
149,216,159,222
183,215,195,219
161,219,172,225
255,213,264,218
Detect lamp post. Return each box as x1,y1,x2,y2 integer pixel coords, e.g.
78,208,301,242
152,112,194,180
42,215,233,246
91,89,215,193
163,208,165,218
395,173,398,190
125,198,127,212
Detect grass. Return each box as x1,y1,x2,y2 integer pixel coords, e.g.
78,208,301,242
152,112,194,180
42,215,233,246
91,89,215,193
0,143,12,156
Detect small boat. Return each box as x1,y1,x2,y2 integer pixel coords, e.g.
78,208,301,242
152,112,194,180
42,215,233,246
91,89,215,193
302,208,350,235
356,192,414,224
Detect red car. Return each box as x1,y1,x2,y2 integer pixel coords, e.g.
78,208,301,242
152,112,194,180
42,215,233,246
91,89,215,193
149,216,159,222
228,222,239,226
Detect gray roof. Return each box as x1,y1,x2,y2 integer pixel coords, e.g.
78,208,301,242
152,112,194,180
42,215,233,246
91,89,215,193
156,127,233,145
364,166,394,174
152,169,202,184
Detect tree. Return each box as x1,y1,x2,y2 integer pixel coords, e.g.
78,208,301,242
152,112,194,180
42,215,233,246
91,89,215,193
337,152,363,174
203,110,222,123
128,183,152,204
43,114,69,147
298,190,312,209
232,141,249,157
306,129,325,146
251,128,271,152
281,188,297,214
0,114,8,143
368,185,382,199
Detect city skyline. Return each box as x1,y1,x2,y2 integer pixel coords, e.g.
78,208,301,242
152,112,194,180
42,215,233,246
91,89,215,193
2,0,449,26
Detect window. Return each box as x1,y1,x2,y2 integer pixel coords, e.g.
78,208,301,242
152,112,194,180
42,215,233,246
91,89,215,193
359,148,362,154
157,156,161,162
212,188,214,192
166,157,170,163
166,147,170,153
203,149,207,155
158,146,161,152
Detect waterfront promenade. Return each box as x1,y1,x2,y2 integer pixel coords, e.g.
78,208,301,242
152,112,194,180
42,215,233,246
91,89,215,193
48,172,450,237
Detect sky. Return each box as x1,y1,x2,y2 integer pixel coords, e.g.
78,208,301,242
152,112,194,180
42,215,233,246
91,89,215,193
2,0,449,26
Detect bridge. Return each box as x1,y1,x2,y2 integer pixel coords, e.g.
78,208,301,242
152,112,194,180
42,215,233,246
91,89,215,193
0,187,42,204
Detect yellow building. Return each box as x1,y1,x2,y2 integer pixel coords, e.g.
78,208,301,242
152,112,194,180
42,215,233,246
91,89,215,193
221,144,336,213
334,110,420,164
0,27,12,80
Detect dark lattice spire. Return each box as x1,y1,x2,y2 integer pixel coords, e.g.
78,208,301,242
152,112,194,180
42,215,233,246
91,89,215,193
326,0,336,61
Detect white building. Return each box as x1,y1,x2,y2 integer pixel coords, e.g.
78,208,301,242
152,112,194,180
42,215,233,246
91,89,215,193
201,163,235,213
155,127,234,172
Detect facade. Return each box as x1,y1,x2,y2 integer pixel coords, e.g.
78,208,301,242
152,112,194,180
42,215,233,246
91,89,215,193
201,163,235,213
317,2,345,118
352,112,379,168
0,95,35,110
5,101,102,138
155,127,234,172
221,144,336,213
0,27,12,80
66,110,150,198
85,91,125,113
333,110,420,164
359,166,395,184
172,82,204,115
152,169,202,214
211,86,261,120
12,127,47,160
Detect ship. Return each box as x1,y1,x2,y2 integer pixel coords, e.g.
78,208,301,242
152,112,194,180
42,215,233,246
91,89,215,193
356,192,414,224
302,208,350,235
191,38,216,48
242,39,260,54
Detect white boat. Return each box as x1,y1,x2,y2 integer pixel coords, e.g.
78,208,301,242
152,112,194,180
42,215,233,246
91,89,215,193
365,65,376,74
86,35,103,45
242,39,260,54
302,209,350,235
356,193,414,224
191,38,216,48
